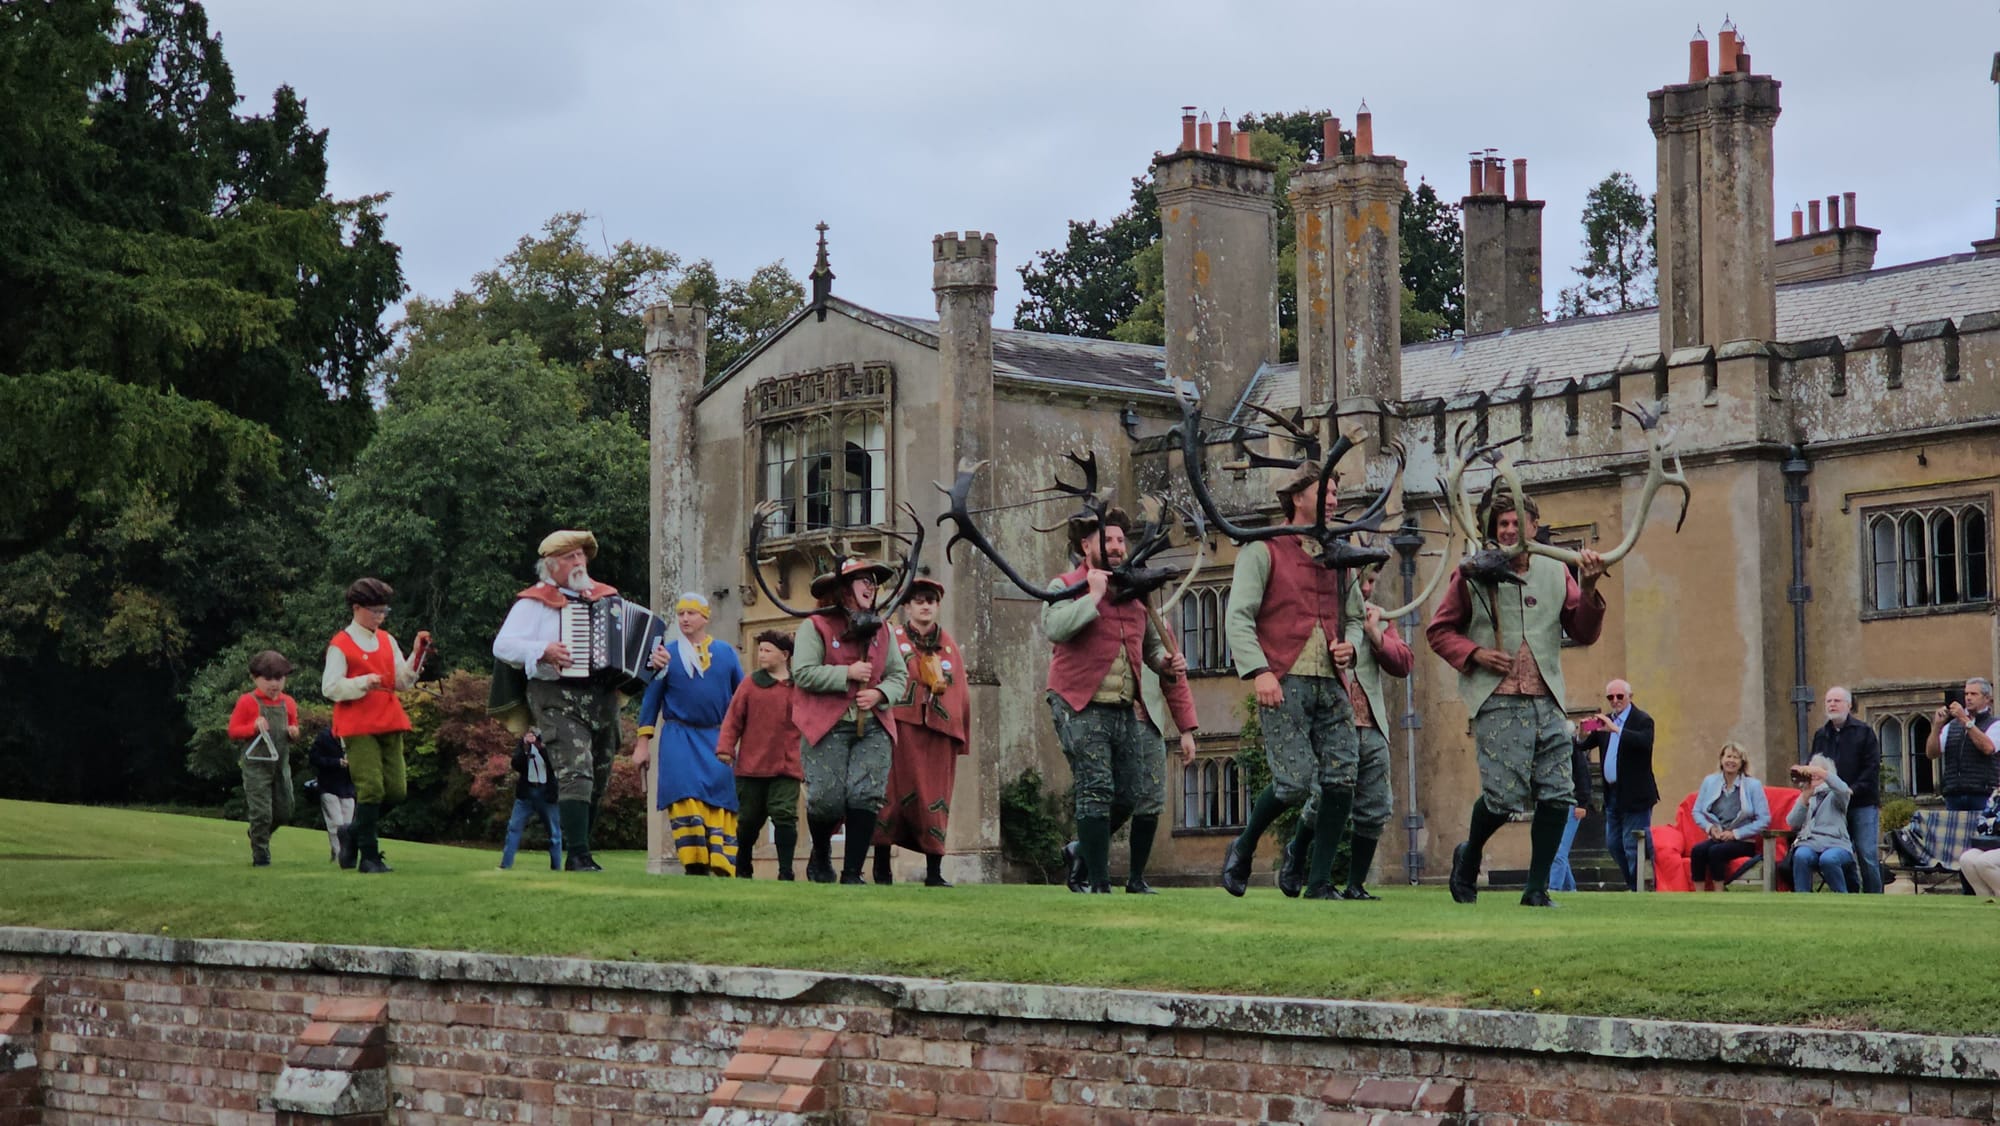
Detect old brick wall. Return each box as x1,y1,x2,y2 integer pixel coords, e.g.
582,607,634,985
0,928,1995,1125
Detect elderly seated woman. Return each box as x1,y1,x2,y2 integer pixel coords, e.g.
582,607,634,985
1956,788,2000,899
1786,754,1855,893
1689,741,1771,890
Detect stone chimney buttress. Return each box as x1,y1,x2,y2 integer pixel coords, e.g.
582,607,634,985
1651,62,1781,354
1155,123,1279,412
1463,155,1545,335
930,231,1003,884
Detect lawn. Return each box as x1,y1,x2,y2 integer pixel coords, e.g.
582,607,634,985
1,799,1988,1035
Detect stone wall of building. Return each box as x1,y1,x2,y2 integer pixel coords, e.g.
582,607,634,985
1,928,1997,1125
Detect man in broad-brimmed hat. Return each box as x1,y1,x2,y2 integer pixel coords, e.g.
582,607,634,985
791,557,910,884
1219,462,1360,900
1043,508,1198,895
492,529,627,872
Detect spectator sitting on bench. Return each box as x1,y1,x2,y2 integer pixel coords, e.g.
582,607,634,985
1786,754,1855,893
1690,742,1770,891
1955,786,2000,900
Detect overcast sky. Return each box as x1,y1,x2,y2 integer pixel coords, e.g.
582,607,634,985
201,1,2000,327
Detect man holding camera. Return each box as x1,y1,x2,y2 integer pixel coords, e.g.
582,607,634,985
1809,686,1882,893
1925,679,1999,813
1574,679,1657,892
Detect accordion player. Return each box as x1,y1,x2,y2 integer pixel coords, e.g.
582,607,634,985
559,596,667,691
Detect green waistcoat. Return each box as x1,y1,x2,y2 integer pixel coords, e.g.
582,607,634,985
1458,554,1571,717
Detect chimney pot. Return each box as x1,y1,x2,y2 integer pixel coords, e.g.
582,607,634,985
1216,118,1233,153
1197,116,1213,154
1790,206,1804,238
1808,199,1821,234
1737,50,1750,73
1354,101,1373,157
1843,191,1856,227
1484,157,1504,196
1512,157,1528,201
1826,194,1841,229
1689,28,1711,82
1323,117,1340,162
1718,27,1738,73
1180,107,1197,152
1234,132,1251,159
1468,155,1484,196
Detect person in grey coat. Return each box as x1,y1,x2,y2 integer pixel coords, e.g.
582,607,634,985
1786,754,1855,893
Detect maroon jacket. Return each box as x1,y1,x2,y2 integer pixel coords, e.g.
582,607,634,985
1252,535,1347,678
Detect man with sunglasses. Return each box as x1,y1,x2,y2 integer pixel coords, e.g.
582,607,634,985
1575,678,1657,891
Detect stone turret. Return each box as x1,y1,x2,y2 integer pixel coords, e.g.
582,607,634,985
644,299,708,607
1155,110,1278,411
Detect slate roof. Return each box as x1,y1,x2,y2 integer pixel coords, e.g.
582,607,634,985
1243,251,2000,413
883,315,1172,397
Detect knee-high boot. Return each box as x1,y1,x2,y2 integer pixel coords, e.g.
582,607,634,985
560,800,602,872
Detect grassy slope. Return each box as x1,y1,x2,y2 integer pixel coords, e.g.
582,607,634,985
1,800,1987,1035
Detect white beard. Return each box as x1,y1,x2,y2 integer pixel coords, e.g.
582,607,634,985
562,565,593,593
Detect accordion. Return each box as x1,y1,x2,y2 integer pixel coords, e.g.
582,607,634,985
560,596,667,690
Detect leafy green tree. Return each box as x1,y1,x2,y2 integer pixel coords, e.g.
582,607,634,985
1556,170,1656,317
1014,112,1463,353
322,338,650,673
397,212,676,433
670,259,807,381
0,0,401,801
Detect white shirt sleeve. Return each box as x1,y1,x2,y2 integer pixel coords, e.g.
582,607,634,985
389,634,417,690
494,599,561,679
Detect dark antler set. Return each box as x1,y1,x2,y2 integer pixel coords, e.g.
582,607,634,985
745,499,928,642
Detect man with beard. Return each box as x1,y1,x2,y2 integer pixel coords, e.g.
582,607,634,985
492,530,630,872
1427,487,1606,907
790,558,910,885
1043,510,1196,895
1219,465,1358,901
871,577,970,887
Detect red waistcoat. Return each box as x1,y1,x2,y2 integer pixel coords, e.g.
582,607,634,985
791,614,899,746
329,629,412,737
1254,536,1346,678
1046,566,1149,713
891,624,970,751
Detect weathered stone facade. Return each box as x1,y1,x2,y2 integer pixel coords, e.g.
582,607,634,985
651,31,2000,887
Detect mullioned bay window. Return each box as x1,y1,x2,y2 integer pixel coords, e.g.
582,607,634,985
748,362,893,538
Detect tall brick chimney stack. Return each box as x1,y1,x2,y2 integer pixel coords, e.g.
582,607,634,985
1462,151,1545,334
1155,111,1278,411
1289,102,1406,448
1650,20,1782,353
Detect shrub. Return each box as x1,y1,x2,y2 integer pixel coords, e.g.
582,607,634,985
1000,768,1073,883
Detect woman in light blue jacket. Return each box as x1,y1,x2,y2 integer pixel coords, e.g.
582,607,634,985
1689,741,1771,890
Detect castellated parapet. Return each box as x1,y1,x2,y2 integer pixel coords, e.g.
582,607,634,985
932,230,999,291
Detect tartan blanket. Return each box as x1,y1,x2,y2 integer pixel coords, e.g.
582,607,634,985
1895,810,1984,872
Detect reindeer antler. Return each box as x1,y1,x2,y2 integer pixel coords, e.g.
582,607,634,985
747,501,832,620
935,459,1090,603
1367,503,1460,620
1526,400,1690,568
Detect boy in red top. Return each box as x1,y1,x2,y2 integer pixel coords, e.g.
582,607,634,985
227,650,300,867
321,577,428,874
718,630,804,880
872,577,971,888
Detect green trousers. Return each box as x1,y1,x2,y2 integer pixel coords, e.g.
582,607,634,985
344,732,408,805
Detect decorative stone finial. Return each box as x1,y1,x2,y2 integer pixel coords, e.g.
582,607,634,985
811,222,834,322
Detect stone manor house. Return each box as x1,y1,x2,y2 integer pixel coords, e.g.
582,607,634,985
639,30,2000,885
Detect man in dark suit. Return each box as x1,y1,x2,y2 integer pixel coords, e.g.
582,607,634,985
1575,678,1657,890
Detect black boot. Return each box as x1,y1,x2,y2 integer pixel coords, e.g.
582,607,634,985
737,852,754,879
1076,816,1112,891
1060,841,1087,893
774,822,798,881
924,853,951,888
354,803,392,874
1224,788,1288,897
1342,834,1382,900
839,809,877,885
1278,823,1313,899
806,818,837,883
872,844,894,885
560,800,601,872
1124,814,1159,893
1448,842,1478,903
251,844,271,868
336,823,357,870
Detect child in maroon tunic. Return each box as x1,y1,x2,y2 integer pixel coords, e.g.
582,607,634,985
717,631,804,879
872,578,970,886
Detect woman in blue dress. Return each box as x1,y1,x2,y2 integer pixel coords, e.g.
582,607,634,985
633,592,745,875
